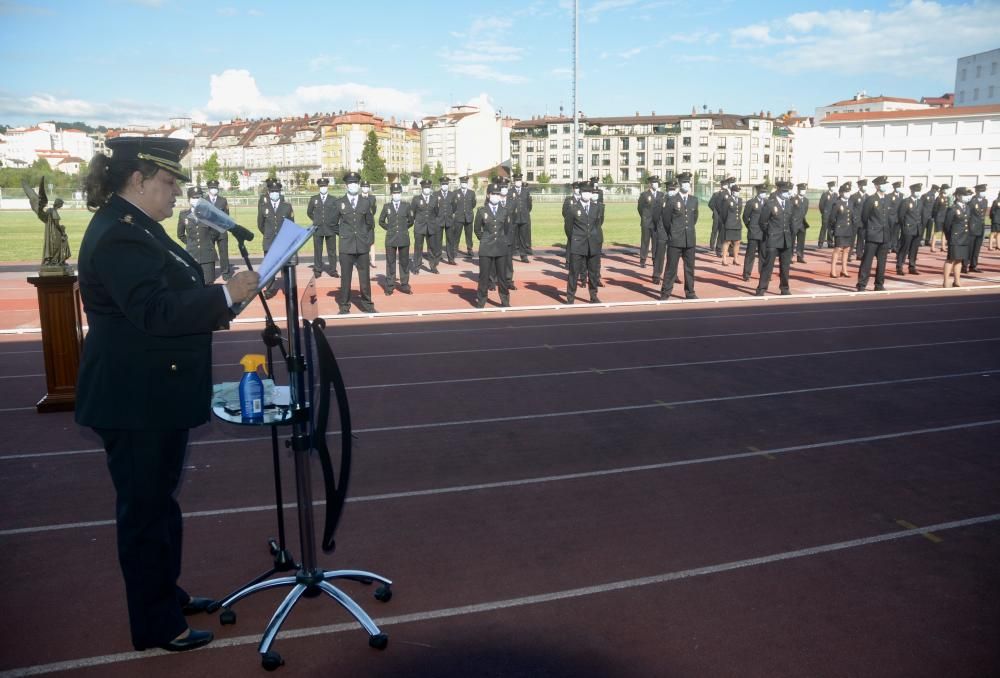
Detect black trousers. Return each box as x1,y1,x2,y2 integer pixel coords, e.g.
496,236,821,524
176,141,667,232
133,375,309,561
921,219,934,245
313,234,338,274
199,262,215,283
652,236,667,280
639,226,653,264
477,255,509,303
515,222,532,256
411,232,440,271
338,252,373,311
214,232,231,274
445,223,464,262
743,239,763,279
97,427,191,650
897,234,920,272
462,221,474,253
817,221,831,247
969,235,985,269
758,245,792,292
854,227,866,259
857,241,890,289
662,245,696,297
793,229,806,258
568,252,600,298
709,218,721,252
385,245,410,291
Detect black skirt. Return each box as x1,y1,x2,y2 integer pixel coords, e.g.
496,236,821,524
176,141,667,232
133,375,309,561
834,236,853,248
991,222,1000,233
723,227,742,241
947,242,970,261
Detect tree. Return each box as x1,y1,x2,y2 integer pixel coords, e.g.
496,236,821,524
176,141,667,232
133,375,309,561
31,158,52,173
536,172,551,184
267,166,278,180
421,164,432,181
488,168,499,184
227,170,240,191
360,130,387,184
513,163,522,176
602,174,614,186
202,152,221,183
433,161,445,182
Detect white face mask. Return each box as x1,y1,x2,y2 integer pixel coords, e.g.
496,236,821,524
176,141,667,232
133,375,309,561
680,182,691,193
667,189,678,197
347,183,360,195
189,198,199,208
878,184,889,194
422,187,431,196
961,194,972,203
581,191,593,202
269,191,280,202
514,180,523,188
319,186,328,195
441,185,448,193
361,186,370,195
460,183,468,190
799,188,807,196
489,194,501,205
978,191,986,198
208,188,218,197
500,187,509,196
651,183,659,191
780,191,792,200
391,193,401,202
758,192,768,199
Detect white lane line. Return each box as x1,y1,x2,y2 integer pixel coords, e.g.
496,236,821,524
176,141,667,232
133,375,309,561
4,512,998,677
0,373,43,380
4,418,999,537
2,368,997,462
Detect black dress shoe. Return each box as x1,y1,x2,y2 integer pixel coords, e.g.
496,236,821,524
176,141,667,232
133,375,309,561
520,255,528,263
755,289,766,297
780,289,791,296
652,277,661,285
909,268,919,274
565,296,575,305
430,268,440,274
874,285,885,292
742,274,750,282
685,293,698,300
657,293,669,301
797,257,805,263
182,597,214,616
158,629,213,653
508,283,517,290
330,271,340,278
338,308,350,315
385,288,394,295
589,296,602,303
475,299,486,309
970,266,980,273
596,280,605,287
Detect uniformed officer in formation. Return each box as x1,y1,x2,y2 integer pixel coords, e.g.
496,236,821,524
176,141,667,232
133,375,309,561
510,172,533,262
636,175,660,268
965,184,988,273
716,182,743,267
657,171,699,300
565,179,605,304
741,183,769,282
563,181,582,275
825,181,855,278
942,187,972,288
177,186,216,282
378,182,413,295
990,190,1000,251
755,180,795,296
205,179,233,280
257,178,294,298
409,178,439,274
474,183,511,308
816,180,837,248
887,181,903,254
435,176,457,265
920,184,940,246
857,176,893,291
331,171,376,314
849,178,868,261
455,175,477,257
361,180,377,271
789,182,810,263
896,183,923,275
308,177,339,278
707,177,733,257
651,178,678,285
930,184,951,252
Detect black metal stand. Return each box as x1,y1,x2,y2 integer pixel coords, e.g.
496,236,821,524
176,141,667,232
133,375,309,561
214,259,392,671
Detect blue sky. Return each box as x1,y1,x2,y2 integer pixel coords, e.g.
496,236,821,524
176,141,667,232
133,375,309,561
1,0,998,128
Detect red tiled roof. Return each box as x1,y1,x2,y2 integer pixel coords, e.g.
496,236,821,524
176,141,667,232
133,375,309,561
820,104,1000,123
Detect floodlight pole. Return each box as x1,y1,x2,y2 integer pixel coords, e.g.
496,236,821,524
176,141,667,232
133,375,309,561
572,0,579,184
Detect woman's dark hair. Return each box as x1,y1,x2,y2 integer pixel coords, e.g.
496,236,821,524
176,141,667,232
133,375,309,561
84,152,159,209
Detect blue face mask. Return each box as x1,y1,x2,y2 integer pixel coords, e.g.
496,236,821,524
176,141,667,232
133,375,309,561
781,191,791,200
269,191,280,202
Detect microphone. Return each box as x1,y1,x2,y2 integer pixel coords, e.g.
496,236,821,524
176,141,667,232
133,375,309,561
193,198,255,242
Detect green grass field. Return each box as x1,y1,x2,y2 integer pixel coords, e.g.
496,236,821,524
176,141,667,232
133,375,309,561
0,200,825,263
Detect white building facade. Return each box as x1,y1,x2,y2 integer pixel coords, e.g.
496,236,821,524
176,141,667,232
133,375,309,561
814,94,930,123
955,49,1000,107
800,104,1000,191
3,122,95,167
421,100,511,177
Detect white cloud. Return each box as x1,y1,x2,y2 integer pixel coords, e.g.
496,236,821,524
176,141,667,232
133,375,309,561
667,31,721,45
0,91,176,126
447,64,528,84
619,47,643,59
440,14,529,83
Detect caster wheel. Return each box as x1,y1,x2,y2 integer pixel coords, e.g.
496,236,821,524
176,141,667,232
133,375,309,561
374,585,392,602
369,633,389,650
268,539,279,556
219,608,236,625
261,650,284,671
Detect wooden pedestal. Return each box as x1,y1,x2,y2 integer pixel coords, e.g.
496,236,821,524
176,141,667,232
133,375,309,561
26,274,83,413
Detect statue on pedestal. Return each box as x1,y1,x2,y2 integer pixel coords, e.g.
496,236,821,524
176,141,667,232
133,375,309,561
22,178,72,275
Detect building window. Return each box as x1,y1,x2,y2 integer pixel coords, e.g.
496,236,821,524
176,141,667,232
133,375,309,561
763,154,770,164
526,143,534,152
698,168,708,179
562,153,570,163
990,86,996,99
602,138,611,151
527,171,534,181
752,153,759,163
682,153,691,163
751,169,759,180
716,154,726,166
591,139,601,151
563,124,571,134
550,140,558,149
536,155,544,166
666,138,675,150
652,138,662,150
958,91,965,103
620,152,629,165
682,120,692,130
682,136,691,147
976,64,982,77
563,169,570,179
717,137,726,148
993,62,998,75
751,137,759,148
591,153,599,166
961,68,966,81
602,153,610,166
636,152,645,165
974,88,980,101
620,137,630,150
525,156,534,168
549,155,558,165
549,125,559,134
562,139,571,149
733,153,742,164
699,152,709,162
653,153,662,165
699,137,708,147
666,155,675,165
637,138,646,150
620,168,630,181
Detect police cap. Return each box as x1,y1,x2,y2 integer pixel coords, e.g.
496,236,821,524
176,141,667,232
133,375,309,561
439,176,450,184
343,171,361,184
827,180,837,188
390,182,402,192
106,136,190,181
840,182,852,192
487,183,500,194
975,183,987,192
360,180,370,188
796,182,808,190
512,172,523,180
459,175,469,182
677,171,693,183
856,178,868,187
909,183,922,191
940,184,951,190
892,181,902,189
420,178,432,187
666,179,679,189
206,179,220,189
316,177,330,187
187,186,202,198
266,178,282,191
776,180,793,191
646,175,661,183
873,175,889,186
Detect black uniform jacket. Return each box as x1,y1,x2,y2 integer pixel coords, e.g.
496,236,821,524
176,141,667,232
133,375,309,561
659,193,699,248
510,186,532,224
378,200,414,248
743,195,768,240
861,193,892,244
332,194,375,254
789,195,810,231
943,203,970,245
75,194,233,430
455,188,477,224
897,195,923,236
258,197,294,250
176,208,216,264
565,201,605,256
826,196,854,238
307,193,339,237
637,189,659,230
475,204,511,257
411,193,439,235
716,192,743,238
968,196,988,236
758,195,794,250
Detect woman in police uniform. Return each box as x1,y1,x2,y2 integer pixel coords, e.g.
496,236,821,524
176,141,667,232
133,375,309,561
942,187,972,288
76,137,258,653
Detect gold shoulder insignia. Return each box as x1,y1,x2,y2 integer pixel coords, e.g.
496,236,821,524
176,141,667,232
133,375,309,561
121,214,134,224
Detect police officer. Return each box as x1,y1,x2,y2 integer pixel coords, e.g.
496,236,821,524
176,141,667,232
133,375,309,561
361,180,377,270
497,177,517,289
966,184,989,272
474,183,511,308
826,181,855,278
651,178,678,285
857,176,893,291
177,186,217,282
887,180,903,253
816,180,837,248
378,182,413,295
436,176,457,265
708,177,733,257
930,184,951,252
590,176,604,204
756,180,795,296
331,171,376,314
717,182,743,267
308,177,339,278
257,178,294,298
563,181,582,273
896,183,923,275
455,175,477,256
205,179,233,280
990,190,1000,251
510,172,533,262
790,182,810,263
409,178,438,274
565,180,604,304
942,187,972,287
849,178,868,261
920,184,940,246
637,175,660,268
741,183,769,282
658,171,699,300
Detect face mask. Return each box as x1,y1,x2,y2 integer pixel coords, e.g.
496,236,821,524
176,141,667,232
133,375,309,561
347,183,359,195
319,186,328,195
208,188,218,197
895,186,902,193
878,185,889,194
391,193,401,201
651,183,659,191
680,182,691,193
799,188,807,196
781,191,791,200
189,198,199,208
269,191,280,202
961,194,972,203
841,191,851,198
911,190,920,197
758,192,768,199
731,187,740,194
514,181,523,188
422,187,431,196
573,190,581,197
978,191,986,198
441,186,448,193
361,186,370,195
667,189,678,197
489,194,501,205
581,191,593,202
460,183,468,190
500,188,509,196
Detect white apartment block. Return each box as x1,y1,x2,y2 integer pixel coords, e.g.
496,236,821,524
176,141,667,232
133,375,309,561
955,49,1000,106
803,104,1000,191
3,122,96,168
510,113,792,187
814,93,930,123
421,101,512,177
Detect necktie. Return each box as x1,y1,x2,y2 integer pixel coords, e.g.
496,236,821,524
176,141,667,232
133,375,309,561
351,197,356,209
